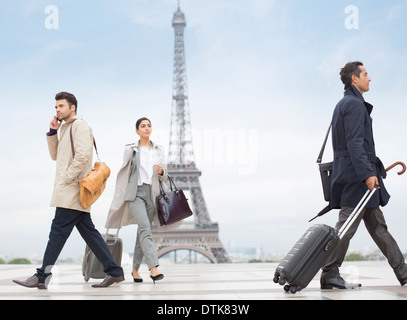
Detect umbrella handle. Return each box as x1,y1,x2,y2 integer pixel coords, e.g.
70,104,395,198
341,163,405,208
385,161,406,175
311,161,406,223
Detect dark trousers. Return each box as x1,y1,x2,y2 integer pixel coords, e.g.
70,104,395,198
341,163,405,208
321,206,407,282
36,207,123,283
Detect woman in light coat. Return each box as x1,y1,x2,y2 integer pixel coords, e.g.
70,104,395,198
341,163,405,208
105,117,167,283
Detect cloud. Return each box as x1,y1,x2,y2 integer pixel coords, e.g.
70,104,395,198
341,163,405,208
387,2,407,21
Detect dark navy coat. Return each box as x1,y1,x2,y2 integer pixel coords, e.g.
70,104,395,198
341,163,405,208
330,84,390,209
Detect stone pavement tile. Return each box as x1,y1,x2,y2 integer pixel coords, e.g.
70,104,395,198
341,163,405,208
1,261,406,300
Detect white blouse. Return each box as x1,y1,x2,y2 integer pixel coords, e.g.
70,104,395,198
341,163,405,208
138,146,153,186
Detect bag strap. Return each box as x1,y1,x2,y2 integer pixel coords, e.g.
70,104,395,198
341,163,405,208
167,175,177,191
70,126,100,161
158,174,177,197
316,123,332,164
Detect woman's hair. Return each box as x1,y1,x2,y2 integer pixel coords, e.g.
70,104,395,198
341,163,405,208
136,117,151,130
340,61,363,85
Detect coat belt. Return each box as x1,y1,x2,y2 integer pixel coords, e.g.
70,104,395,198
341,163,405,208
334,151,386,179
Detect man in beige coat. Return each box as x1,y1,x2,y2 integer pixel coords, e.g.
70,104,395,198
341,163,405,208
13,92,124,289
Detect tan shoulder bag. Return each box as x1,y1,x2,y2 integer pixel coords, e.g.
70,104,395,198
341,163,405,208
70,127,110,209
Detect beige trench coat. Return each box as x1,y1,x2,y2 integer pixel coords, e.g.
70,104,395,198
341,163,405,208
47,115,93,213
105,141,180,230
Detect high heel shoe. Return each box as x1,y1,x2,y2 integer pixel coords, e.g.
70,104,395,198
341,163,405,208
131,272,143,283
150,273,164,284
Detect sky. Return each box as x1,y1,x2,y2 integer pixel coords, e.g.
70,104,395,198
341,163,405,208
1,0,407,261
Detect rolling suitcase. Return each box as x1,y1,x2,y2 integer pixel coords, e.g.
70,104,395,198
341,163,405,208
82,229,123,281
273,187,377,294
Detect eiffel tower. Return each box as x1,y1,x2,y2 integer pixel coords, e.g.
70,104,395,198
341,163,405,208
152,3,231,263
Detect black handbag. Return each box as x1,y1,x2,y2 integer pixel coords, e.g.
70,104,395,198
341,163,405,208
156,175,193,226
317,123,333,202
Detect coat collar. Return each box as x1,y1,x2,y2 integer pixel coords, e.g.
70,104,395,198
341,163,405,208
127,140,161,153
344,84,373,115
61,115,81,131
65,115,81,124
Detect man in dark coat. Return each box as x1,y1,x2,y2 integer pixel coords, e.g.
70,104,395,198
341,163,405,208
320,61,407,289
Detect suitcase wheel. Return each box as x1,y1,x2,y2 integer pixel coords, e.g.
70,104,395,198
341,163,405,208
273,272,287,285
284,285,301,294
278,277,286,286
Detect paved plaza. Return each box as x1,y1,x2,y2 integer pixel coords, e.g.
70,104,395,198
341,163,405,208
0,260,406,301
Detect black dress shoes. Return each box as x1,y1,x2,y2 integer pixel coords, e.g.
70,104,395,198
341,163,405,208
150,273,164,284
13,275,48,289
398,276,407,286
131,271,143,283
92,275,125,288
321,276,361,289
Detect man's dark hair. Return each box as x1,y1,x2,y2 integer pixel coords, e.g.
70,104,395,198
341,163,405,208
136,117,151,130
340,61,364,85
55,92,78,113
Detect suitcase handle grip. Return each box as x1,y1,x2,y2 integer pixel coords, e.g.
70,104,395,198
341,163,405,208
337,161,405,237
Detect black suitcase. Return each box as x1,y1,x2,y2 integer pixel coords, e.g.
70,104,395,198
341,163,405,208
82,230,123,281
273,187,377,294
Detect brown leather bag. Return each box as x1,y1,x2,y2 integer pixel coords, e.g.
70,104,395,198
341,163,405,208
79,162,110,209
70,127,110,209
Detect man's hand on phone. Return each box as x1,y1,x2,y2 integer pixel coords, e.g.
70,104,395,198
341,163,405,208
50,116,62,130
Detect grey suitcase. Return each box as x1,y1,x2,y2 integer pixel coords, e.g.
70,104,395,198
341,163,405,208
273,187,377,294
82,230,123,281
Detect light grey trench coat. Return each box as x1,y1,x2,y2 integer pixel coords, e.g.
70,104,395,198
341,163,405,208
105,141,179,230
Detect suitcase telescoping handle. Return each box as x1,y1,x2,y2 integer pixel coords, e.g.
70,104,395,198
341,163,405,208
337,186,378,240
337,161,406,239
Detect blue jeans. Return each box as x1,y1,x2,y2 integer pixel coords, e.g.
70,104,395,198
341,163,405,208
36,207,123,283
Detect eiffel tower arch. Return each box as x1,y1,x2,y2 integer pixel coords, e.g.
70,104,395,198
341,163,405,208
152,3,231,263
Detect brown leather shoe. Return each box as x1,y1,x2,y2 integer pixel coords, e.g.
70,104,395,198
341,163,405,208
13,275,47,289
92,275,124,288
